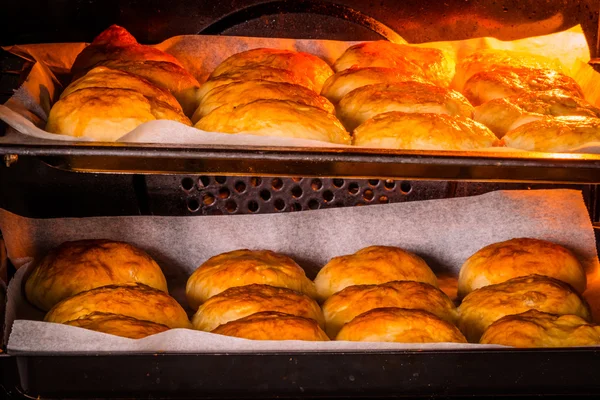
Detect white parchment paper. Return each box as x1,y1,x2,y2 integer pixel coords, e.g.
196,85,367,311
1,189,599,354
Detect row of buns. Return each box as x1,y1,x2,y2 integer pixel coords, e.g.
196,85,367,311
23,236,599,347
44,25,600,152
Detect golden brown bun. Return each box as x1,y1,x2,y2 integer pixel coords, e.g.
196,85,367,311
501,116,600,152
195,100,350,145
45,284,191,329
211,311,329,341
193,80,335,123
474,90,600,138
333,41,454,87
192,284,324,332
480,310,600,348
463,66,583,106
322,281,457,338
458,275,591,342
63,312,169,339
186,250,317,310
338,82,474,131
71,25,184,76
458,238,586,299
209,48,333,92
314,246,437,302
353,112,498,150
95,60,200,117
453,50,564,92
25,239,168,311
321,67,430,103
336,307,467,343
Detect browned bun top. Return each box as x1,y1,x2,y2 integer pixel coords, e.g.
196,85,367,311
63,312,170,339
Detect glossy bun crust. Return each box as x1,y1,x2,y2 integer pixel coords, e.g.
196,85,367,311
186,250,317,310
192,284,324,332
25,239,168,311
314,246,438,302
480,310,600,348
322,281,457,338
458,238,586,298
353,112,498,150
336,307,467,343
211,311,329,341
195,100,350,144
64,312,169,339
45,284,191,329
458,275,591,342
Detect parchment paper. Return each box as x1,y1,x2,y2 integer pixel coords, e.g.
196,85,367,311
2,189,599,354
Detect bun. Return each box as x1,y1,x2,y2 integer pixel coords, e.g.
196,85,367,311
25,239,168,311
322,281,457,338
458,275,591,342
480,310,600,347
211,311,329,341
501,116,600,152
64,312,169,339
45,284,191,329
353,112,498,150
458,238,586,298
314,246,437,302
195,100,350,144
186,249,317,310
192,284,324,332
336,307,467,343
337,81,474,131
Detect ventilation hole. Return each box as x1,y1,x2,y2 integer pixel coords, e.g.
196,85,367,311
250,177,262,187
368,179,379,187
400,181,412,194
355,202,365,206
323,190,334,202
248,200,259,213
225,200,238,213
210,209,223,216
292,177,303,182
187,198,200,212
218,187,230,199
235,181,247,193
379,195,389,204
384,179,395,190
202,193,215,206
334,202,345,207
215,176,227,184
181,177,194,191
332,179,344,188
311,179,323,191
308,199,320,210
291,202,302,211
291,186,303,198
271,178,283,190
199,176,210,188
348,182,359,195
363,189,374,201
260,189,271,201
274,198,286,211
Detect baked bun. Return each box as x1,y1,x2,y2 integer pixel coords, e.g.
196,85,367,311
25,239,168,311
474,90,600,138
353,112,498,150
193,80,335,123
209,48,334,92
186,250,317,310
211,311,329,341
45,284,191,329
63,312,169,339
462,66,583,106
502,116,600,152
195,100,350,144
192,284,324,332
322,281,457,338
338,82,474,131
321,67,430,104
458,275,591,342
333,41,454,87
480,310,600,348
458,238,586,298
336,307,467,343
314,246,437,302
